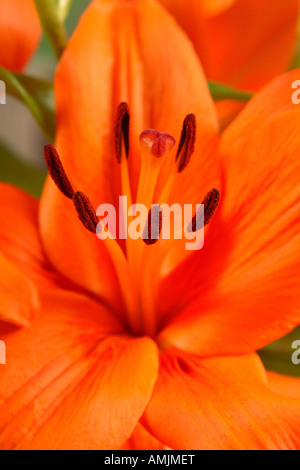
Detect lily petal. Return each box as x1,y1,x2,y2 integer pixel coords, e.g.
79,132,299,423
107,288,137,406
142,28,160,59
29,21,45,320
0,184,62,288
122,423,168,450
0,0,40,71
161,0,235,18
158,70,300,356
267,372,300,400
0,289,158,450
160,0,298,127
201,0,236,16
0,183,60,326
143,352,300,450
160,0,298,90
40,0,218,306
0,252,39,327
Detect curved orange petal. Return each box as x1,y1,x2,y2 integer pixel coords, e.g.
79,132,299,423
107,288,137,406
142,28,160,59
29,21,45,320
201,0,236,16
0,184,62,289
203,0,299,90
158,70,300,356
267,372,300,400
40,180,125,314
0,289,159,450
0,252,39,327
160,0,298,90
214,100,245,131
143,352,300,450
122,423,168,450
161,0,235,18
40,0,218,306
0,0,40,71
0,183,61,327
160,0,298,127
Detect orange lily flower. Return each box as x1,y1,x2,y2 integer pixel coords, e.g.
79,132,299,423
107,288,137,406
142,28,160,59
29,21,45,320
159,0,299,125
0,0,41,71
0,0,300,450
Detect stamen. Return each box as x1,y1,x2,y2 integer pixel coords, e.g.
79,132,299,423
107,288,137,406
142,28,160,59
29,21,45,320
176,114,197,173
114,103,134,261
73,191,99,234
44,144,74,199
142,205,163,246
189,188,220,232
115,102,130,163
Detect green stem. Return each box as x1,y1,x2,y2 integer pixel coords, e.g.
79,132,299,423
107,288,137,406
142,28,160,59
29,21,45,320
0,66,55,142
57,0,74,22
34,0,68,59
208,81,254,102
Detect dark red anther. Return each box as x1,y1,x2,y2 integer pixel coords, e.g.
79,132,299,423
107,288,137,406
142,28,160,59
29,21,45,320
176,114,197,173
73,191,99,234
44,144,74,199
189,188,220,232
44,146,99,236
115,102,130,163
142,205,163,245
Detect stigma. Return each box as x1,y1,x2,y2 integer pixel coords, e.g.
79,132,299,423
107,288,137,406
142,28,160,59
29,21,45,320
140,129,176,159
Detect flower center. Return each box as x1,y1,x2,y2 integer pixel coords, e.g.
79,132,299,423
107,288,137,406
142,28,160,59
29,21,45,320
44,102,220,337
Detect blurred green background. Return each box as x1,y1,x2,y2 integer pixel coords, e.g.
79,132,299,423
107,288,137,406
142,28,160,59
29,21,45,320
0,0,299,377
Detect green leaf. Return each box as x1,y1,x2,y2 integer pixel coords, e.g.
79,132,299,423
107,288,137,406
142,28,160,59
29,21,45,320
208,81,254,102
0,141,46,198
0,66,55,142
34,0,68,59
258,328,300,377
